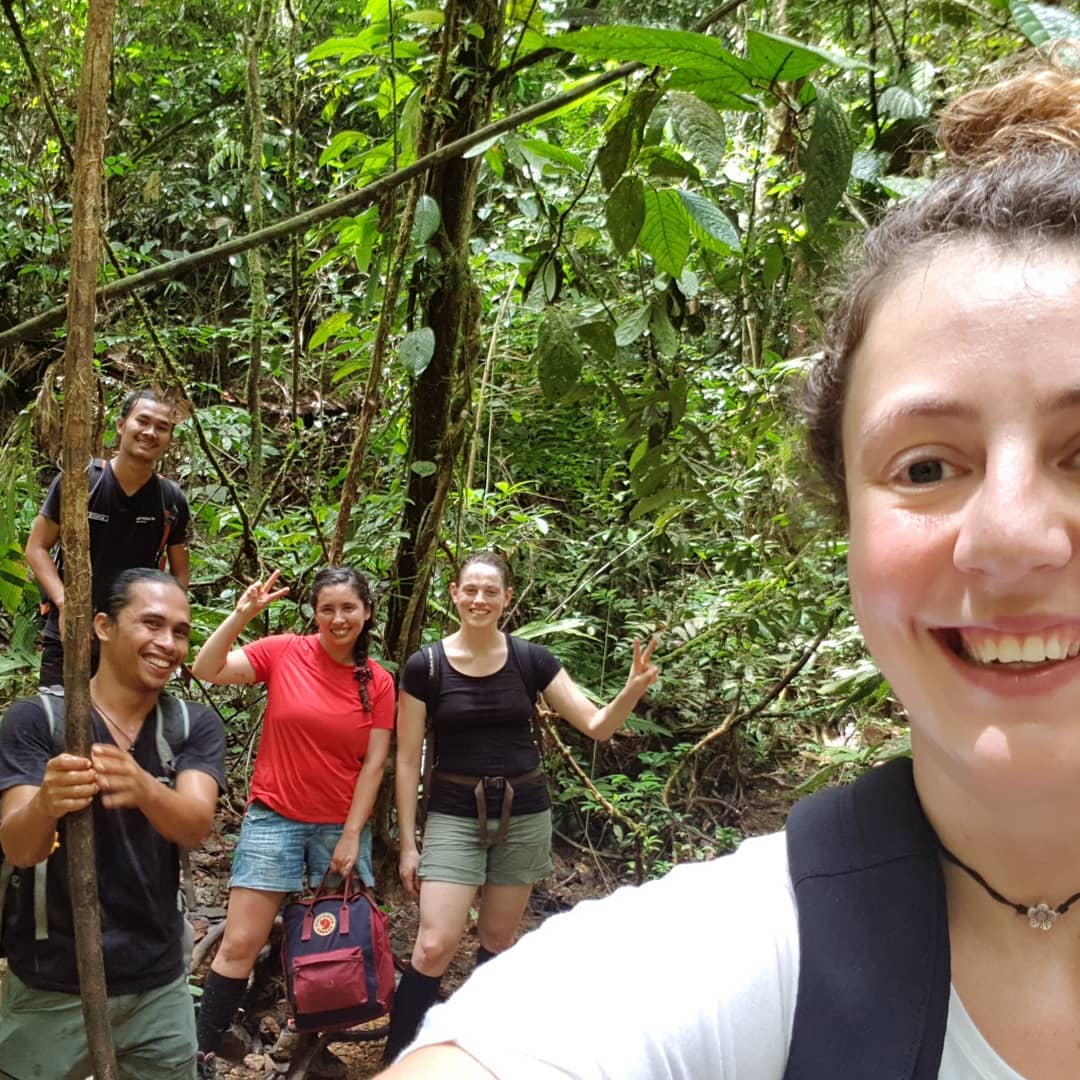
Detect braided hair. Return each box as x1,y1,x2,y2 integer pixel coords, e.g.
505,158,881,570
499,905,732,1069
311,567,376,712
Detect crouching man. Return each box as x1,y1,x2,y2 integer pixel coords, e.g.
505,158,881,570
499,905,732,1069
0,568,225,1080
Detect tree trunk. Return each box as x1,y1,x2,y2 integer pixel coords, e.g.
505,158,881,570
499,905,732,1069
384,0,504,662
62,0,118,1076
244,0,272,511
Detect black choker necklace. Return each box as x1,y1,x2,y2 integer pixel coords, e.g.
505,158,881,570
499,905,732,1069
939,844,1080,932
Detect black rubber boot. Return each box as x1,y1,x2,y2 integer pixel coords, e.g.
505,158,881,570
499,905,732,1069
381,965,442,1065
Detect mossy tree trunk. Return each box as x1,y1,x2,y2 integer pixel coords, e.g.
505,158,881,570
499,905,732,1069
62,0,118,1074
384,0,504,662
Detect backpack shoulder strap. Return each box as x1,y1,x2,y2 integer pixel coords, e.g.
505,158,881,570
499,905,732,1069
26,691,67,943
418,644,442,828
154,693,191,777
507,634,540,702
422,644,442,716
783,757,949,1080
153,475,183,567
36,688,65,752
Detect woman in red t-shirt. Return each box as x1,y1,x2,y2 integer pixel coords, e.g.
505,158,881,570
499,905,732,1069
191,567,394,1075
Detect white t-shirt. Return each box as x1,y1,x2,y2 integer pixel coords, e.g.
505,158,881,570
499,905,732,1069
409,831,1026,1078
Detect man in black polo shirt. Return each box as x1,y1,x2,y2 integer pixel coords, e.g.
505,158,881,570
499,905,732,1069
0,568,225,1079
25,388,191,688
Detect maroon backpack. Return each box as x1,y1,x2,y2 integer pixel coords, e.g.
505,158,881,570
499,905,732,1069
281,874,395,1033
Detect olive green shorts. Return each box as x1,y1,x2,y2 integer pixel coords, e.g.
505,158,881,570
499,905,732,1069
0,970,196,1080
420,809,554,886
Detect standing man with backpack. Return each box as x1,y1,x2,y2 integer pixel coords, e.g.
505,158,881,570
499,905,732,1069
24,387,192,688
0,567,226,1079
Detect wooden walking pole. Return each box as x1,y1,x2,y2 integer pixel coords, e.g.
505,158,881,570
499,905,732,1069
62,0,119,1075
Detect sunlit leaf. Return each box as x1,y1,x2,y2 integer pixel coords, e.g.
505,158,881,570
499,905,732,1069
1010,0,1080,44
639,188,690,278
399,327,436,377
605,175,645,256
536,310,584,401
411,194,441,247
678,190,740,251
308,311,353,351
802,88,853,233
667,92,727,172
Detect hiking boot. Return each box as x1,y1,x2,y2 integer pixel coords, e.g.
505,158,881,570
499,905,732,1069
310,1045,347,1079
195,1051,218,1078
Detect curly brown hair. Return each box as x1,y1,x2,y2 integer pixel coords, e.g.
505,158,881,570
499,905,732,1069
803,56,1080,518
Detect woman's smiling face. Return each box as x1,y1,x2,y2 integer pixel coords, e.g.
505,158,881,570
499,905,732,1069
843,241,1080,778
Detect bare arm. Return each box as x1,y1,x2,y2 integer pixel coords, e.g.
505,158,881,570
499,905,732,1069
394,691,426,897
379,1044,496,1079
0,754,98,867
25,514,63,612
91,745,220,848
541,635,660,742
190,571,289,684
329,727,392,877
166,542,190,590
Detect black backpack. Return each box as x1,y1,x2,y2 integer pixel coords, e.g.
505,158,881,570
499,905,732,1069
783,756,949,1079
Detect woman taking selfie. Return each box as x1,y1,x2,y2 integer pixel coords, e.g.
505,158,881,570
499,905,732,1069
191,567,394,1077
379,57,1080,1078
382,551,659,1063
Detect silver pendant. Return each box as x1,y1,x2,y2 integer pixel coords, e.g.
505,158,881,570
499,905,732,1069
1027,902,1058,931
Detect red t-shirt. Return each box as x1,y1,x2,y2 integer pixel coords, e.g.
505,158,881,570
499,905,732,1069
243,634,395,823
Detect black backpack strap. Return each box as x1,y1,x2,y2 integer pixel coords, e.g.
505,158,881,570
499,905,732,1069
783,757,949,1080
154,475,183,568
418,645,441,827
506,634,540,701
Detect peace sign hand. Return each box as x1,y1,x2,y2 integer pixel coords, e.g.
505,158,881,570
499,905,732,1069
234,570,290,623
624,633,661,702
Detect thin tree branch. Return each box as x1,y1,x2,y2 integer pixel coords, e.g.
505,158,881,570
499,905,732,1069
0,61,643,351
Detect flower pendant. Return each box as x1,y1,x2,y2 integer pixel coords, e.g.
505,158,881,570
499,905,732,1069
1027,902,1058,931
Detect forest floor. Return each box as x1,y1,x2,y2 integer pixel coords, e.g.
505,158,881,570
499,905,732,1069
192,772,795,1080
190,813,622,1080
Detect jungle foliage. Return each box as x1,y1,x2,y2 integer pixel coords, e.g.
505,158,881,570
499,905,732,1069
1,0,1076,880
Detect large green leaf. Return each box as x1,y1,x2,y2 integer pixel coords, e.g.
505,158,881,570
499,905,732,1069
605,175,646,256
554,25,748,72
878,85,928,120
678,190,740,251
639,188,691,278
411,194,441,247
1010,0,1080,43
577,320,616,361
615,304,651,347
802,89,854,234
649,297,679,359
667,92,727,172
665,69,759,112
309,311,353,351
741,30,861,82
643,147,700,182
399,327,435,377
596,89,661,191
518,138,587,173
536,310,585,401
596,113,635,191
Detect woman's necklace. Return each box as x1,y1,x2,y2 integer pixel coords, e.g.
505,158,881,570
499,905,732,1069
939,843,1080,931
92,700,140,753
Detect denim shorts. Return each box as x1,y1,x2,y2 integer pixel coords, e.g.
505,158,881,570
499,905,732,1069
229,800,374,892
419,810,554,887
